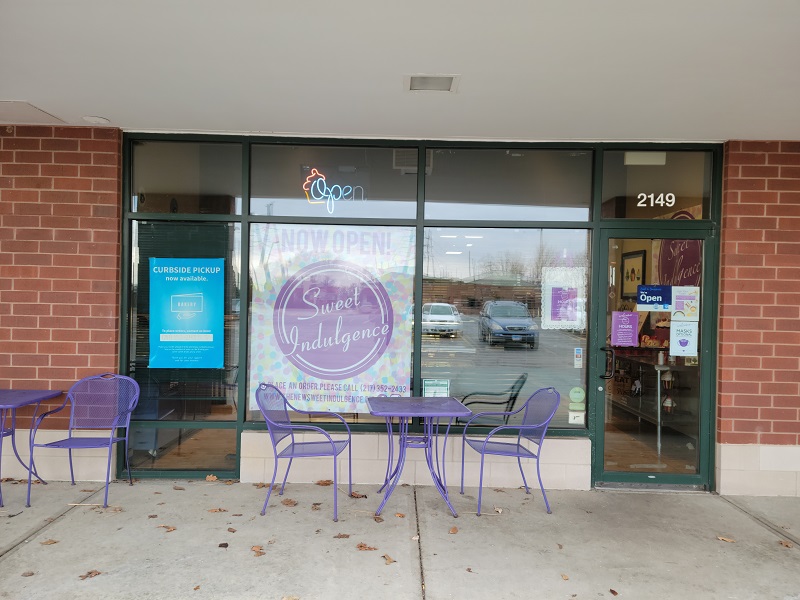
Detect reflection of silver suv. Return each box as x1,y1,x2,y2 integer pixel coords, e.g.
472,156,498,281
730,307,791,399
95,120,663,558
479,301,539,348
421,303,462,337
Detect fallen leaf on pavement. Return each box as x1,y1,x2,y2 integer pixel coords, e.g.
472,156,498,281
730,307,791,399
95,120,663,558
80,489,95,492
218,543,228,549
224,480,235,485
610,589,619,596
779,540,794,548
395,513,405,518
158,525,176,532
251,545,266,557
374,516,384,523
557,543,563,550
40,539,58,545
493,506,503,514
334,533,350,539
312,503,322,511
357,542,377,551
412,535,419,541
281,596,300,600
206,475,218,481
382,553,396,565
281,498,298,507
449,527,458,534
173,486,185,491
79,570,102,580
561,573,569,580
208,508,228,513
148,514,158,519
193,585,200,591
493,488,506,493
253,482,269,489
717,536,736,543
228,527,237,533
350,491,367,498
466,567,475,573
316,479,333,486
21,572,35,577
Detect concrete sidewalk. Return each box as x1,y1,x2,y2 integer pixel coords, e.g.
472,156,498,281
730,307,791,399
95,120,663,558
1,478,799,600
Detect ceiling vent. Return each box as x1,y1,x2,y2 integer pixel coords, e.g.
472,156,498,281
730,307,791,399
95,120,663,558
405,74,461,93
393,149,433,175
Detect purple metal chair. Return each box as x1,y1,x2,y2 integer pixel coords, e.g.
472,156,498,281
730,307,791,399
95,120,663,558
460,386,560,515
460,372,528,425
26,373,140,508
255,383,352,522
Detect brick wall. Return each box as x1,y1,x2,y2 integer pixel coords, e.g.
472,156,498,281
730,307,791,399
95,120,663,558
719,141,800,445
0,125,122,426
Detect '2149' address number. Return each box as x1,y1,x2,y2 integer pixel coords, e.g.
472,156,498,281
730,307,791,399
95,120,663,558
637,193,675,207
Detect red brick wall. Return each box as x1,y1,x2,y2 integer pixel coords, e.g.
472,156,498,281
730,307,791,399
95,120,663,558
0,125,122,426
719,141,800,445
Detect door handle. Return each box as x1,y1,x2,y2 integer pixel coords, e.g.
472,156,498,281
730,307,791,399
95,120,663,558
600,346,616,380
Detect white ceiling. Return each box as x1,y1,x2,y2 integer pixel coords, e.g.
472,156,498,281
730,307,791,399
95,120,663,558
2,0,799,142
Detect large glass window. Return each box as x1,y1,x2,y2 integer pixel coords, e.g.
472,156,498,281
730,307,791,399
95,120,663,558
420,227,590,428
131,141,242,215
424,149,593,221
250,145,418,218
129,221,241,443
601,150,713,219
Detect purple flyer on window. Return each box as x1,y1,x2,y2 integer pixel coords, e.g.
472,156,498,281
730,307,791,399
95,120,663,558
611,311,638,347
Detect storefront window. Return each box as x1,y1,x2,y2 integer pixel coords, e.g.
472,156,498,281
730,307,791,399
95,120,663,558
250,145,418,218
424,149,593,221
420,227,590,428
247,223,416,423
128,221,242,425
131,141,242,215
601,150,713,219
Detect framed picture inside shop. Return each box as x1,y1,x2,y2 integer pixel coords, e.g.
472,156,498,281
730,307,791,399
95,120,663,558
621,251,645,299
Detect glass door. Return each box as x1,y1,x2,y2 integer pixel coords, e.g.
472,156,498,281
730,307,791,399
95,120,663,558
594,231,711,487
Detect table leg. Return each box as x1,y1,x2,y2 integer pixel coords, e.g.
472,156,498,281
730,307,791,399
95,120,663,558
375,417,410,516
378,417,395,493
424,417,458,517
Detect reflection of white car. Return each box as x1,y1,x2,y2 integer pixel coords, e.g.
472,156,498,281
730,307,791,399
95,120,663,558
421,303,462,337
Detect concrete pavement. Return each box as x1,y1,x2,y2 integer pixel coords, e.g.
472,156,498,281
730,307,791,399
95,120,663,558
1,478,799,600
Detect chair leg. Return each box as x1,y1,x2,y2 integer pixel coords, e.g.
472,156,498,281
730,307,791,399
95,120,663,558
26,449,34,507
347,443,353,497
536,457,552,514
460,436,466,494
68,448,75,486
332,456,338,522
261,455,280,516
476,454,487,516
279,457,293,495
103,446,114,508
517,455,530,493
124,440,134,486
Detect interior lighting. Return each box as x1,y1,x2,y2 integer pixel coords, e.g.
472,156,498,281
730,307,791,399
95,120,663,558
624,151,667,166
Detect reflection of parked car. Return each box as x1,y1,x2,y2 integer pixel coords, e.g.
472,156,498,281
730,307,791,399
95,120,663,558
479,300,539,348
421,303,462,337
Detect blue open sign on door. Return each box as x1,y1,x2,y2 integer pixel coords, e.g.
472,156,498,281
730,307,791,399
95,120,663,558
637,285,672,310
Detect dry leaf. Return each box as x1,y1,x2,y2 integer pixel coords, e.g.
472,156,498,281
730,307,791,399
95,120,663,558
208,508,228,513
449,526,458,534
148,515,158,519
281,498,298,507
334,533,350,539
21,572,35,577
350,491,367,498
281,596,301,600
395,513,405,518
253,550,266,557
224,480,235,485
561,573,569,581
466,567,475,573
218,543,229,549
268,539,276,545
227,527,237,533
610,590,619,597
40,539,58,545
173,486,185,491
251,545,263,552
717,536,736,543
233,513,242,517
193,586,200,591
253,482,269,489
79,570,102,580
158,525,176,532
374,516,384,523
206,474,218,481
316,479,334,486
411,535,419,541
80,489,95,492
557,543,563,550
382,553,396,565
493,506,503,514
493,488,507,493
779,540,794,548
356,542,377,551
312,503,322,511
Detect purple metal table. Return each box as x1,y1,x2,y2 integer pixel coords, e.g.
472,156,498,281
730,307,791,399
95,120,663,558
367,396,471,517
0,389,62,506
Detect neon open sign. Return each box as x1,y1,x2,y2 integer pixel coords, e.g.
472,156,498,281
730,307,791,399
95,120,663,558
302,168,366,214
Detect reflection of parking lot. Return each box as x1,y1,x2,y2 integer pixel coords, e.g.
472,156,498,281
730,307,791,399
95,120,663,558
421,315,587,426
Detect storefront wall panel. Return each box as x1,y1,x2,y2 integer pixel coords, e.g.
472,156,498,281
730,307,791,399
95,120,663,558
2,125,798,495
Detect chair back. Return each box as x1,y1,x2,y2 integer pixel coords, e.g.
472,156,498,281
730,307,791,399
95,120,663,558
504,372,528,413
255,383,293,445
519,387,561,444
68,373,140,431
